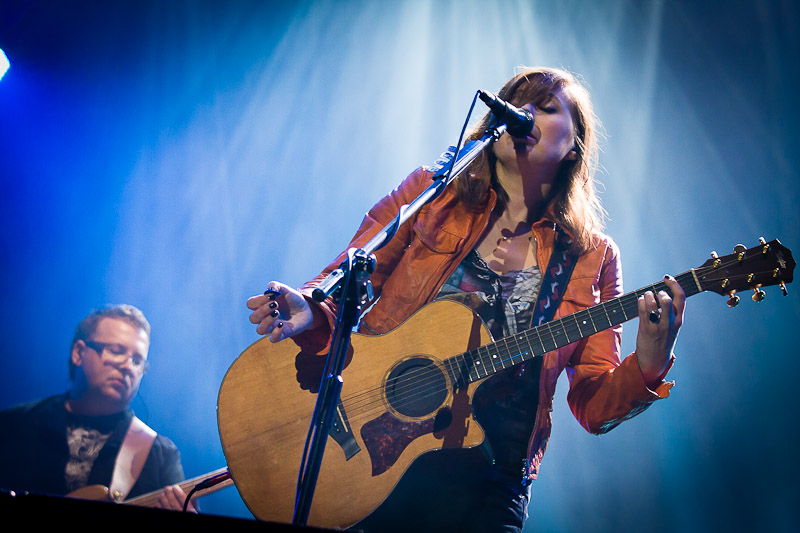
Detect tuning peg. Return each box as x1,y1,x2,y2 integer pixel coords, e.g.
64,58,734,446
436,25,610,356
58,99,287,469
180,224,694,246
727,292,740,307
710,251,721,268
759,237,770,254
779,281,788,296
734,244,747,261
752,288,766,302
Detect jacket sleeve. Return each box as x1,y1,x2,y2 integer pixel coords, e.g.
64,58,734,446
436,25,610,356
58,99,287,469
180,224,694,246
293,167,432,353
565,239,673,435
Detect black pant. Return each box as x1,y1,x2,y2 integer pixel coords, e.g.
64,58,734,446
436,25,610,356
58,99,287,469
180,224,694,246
351,447,531,533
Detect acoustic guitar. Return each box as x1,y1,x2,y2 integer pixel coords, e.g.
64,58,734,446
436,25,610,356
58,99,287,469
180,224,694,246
67,467,232,507
217,238,794,529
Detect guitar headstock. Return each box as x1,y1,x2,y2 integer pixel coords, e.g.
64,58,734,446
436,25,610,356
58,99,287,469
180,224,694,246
695,238,795,306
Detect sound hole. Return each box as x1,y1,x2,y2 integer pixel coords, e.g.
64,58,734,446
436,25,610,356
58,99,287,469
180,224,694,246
385,357,448,418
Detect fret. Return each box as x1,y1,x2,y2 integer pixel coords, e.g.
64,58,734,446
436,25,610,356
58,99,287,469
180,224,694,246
467,349,482,381
597,300,613,330
498,338,513,368
466,356,478,381
496,338,512,368
609,296,627,323
638,284,660,303
518,335,534,363
553,323,570,347
485,342,501,373
447,353,468,389
585,306,599,333
497,342,518,367
470,347,483,379
486,345,499,372
496,347,509,369
680,271,702,297
505,337,531,366
544,322,558,352
559,318,572,344
574,310,596,338
454,355,470,389
478,345,497,377
521,333,537,362
525,327,547,359
615,294,633,323
443,357,457,388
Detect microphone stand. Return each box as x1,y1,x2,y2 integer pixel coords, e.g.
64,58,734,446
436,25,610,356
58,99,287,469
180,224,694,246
291,121,510,527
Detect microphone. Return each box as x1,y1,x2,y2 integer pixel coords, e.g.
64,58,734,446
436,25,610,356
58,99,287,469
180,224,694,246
478,90,534,137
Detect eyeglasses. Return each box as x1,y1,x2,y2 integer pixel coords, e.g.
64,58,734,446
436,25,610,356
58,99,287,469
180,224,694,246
83,340,149,373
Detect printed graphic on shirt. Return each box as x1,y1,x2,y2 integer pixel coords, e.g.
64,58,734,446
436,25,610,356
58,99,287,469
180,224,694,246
65,425,112,491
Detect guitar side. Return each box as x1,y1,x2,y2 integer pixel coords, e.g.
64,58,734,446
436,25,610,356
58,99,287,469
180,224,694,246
217,300,492,529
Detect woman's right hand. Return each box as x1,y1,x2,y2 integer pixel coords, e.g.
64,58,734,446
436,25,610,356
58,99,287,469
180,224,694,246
247,282,317,343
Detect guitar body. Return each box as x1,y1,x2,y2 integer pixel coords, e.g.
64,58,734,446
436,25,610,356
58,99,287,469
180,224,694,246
217,300,493,529
66,484,111,501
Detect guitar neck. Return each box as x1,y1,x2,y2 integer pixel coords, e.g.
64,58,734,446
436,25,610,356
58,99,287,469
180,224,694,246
124,467,232,507
444,270,702,387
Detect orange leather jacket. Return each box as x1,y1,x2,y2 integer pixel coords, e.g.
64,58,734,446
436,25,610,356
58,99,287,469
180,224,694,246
298,166,672,479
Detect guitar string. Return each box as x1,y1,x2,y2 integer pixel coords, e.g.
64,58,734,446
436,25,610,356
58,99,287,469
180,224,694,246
340,273,696,415
282,277,766,431
337,280,660,418
333,264,766,421
408,254,771,396
247,247,784,464
297,253,774,424
269,247,781,436
340,272,687,411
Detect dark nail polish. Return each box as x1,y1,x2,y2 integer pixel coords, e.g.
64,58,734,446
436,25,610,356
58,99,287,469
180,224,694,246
269,302,277,309
264,288,280,300
277,322,284,328
271,310,279,318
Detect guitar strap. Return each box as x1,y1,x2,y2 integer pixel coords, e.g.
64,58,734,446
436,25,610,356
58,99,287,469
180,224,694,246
513,226,577,381
108,415,157,502
530,226,578,328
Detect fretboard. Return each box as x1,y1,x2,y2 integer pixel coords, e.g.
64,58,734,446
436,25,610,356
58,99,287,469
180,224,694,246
443,270,701,387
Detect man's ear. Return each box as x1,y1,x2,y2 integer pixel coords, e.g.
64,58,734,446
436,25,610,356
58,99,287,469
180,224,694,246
71,341,85,368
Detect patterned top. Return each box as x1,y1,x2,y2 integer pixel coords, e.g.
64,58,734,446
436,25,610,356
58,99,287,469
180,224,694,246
436,249,543,340
435,249,544,476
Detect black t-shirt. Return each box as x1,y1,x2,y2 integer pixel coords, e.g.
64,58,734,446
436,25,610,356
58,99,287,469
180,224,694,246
0,393,185,499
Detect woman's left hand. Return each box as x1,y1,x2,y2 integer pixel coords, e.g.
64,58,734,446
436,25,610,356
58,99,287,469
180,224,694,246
635,275,686,388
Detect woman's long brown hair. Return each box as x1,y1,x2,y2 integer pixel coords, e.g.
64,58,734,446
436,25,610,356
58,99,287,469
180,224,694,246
455,67,605,254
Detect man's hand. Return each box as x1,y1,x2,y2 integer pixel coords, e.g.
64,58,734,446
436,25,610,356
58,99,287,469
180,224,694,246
154,484,198,512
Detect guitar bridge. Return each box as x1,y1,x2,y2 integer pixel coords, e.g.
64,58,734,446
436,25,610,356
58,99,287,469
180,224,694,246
330,401,361,460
